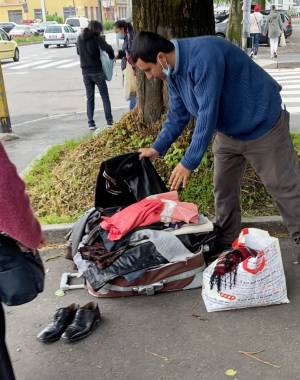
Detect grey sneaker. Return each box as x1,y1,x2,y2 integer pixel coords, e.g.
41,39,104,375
89,125,96,131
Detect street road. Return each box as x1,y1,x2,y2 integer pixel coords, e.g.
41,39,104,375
2,32,127,127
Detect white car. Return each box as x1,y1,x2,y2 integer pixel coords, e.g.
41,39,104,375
9,25,32,37
65,17,88,35
43,24,77,48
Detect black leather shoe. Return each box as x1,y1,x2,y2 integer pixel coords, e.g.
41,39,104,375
61,302,101,343
37,303,79,343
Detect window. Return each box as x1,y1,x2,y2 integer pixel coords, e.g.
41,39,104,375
64,26,69,33
90,7,94,19
66,18,80,27
84,7,88,18
34,9,42,19
45,26,62,33
0,29,9,40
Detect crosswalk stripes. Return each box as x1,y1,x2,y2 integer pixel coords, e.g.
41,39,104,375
33,59,72,69
266,68,300,114
4,58,79,71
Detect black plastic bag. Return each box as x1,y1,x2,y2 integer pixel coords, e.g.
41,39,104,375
0,235,44,306
95,152,168,208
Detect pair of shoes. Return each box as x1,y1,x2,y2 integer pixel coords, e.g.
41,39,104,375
37,302,101,343
250,52,254,58
274,52,277,58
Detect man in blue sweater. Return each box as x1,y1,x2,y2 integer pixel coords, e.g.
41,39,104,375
132,31,300,250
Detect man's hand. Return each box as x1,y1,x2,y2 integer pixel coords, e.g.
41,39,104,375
169,163,191,190
138,148,159,160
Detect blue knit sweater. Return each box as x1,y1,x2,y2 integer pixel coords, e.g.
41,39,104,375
152,36,282,171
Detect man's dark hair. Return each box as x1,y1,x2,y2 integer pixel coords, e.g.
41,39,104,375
83,20,103,39
114,20,133,34
131,31,175,64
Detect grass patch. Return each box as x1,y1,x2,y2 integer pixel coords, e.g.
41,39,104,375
14,35,43,45
25,112,300,224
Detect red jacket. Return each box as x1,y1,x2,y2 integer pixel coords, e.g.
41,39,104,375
0,143,42,249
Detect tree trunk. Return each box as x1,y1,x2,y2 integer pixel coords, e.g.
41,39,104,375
242,0,252,51
132,0,215,125
226,0,243,46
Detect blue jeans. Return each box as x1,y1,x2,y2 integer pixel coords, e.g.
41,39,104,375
250,33,260,55
83,71,113,126
129,94,136,110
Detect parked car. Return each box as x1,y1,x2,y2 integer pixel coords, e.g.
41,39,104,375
0,22,16,34
0,28,19,61
32,21,58,35
215,11,292,44
43,24,77,48
65,17,89,35
9,25,32,38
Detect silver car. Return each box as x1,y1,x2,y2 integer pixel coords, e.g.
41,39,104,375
43,24,77,48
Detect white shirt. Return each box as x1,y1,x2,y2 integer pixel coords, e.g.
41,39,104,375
249,12,263,33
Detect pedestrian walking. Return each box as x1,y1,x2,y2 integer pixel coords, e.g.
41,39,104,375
114,20,137,110
0,143,43,380
267,5,283,59
249,3,263,57
77,20,115,131
133,32,300,253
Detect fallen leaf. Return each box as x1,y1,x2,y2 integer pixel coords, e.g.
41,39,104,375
225,368,237,377
55,289,65,297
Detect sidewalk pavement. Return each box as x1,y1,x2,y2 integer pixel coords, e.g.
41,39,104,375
5,238,300,380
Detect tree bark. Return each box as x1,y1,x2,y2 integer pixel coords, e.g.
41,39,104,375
226,0,243,46
132,0,215,125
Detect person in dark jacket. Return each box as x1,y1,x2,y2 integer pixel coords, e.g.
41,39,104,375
114,20,137,110
77,20,114,130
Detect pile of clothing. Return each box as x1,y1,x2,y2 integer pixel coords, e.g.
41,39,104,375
67,153,216,296
72,190,214,291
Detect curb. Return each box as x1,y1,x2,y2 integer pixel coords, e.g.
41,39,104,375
42,216,286,244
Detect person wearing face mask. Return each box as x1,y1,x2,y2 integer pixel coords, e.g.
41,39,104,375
114,20,137,110
132,31,300,255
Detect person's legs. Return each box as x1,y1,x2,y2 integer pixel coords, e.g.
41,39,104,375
269,38,275,57
83,73,96,128
250,33,255,56
213,133,247,246
0,303,15,380
245,110,300,240
273,36,279,57
94,72,113,125
254,33,260,55
129,94,136,110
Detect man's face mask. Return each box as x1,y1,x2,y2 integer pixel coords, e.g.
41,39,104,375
158,57,171,78
116,31,125,40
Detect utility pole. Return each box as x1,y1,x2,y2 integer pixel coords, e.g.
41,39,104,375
98,0,103,22
40,0,46,22
242,0,252,52
0,63,12,134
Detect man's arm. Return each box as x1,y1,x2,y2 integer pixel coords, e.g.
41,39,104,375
152,80,191,156
180,52,225,171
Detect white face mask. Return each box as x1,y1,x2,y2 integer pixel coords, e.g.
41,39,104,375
158,58,171,77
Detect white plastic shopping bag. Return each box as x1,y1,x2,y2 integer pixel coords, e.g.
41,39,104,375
202,228,289,312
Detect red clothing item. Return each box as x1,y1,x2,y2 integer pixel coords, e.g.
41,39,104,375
0,143,42,249
100,198,164,240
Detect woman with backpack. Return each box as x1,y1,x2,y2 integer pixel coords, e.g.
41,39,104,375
77,20,115,131
267,5,283,59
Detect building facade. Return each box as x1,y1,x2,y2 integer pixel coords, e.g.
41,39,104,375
0,0,103,23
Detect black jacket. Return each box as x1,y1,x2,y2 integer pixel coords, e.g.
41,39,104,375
77,33,114,74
